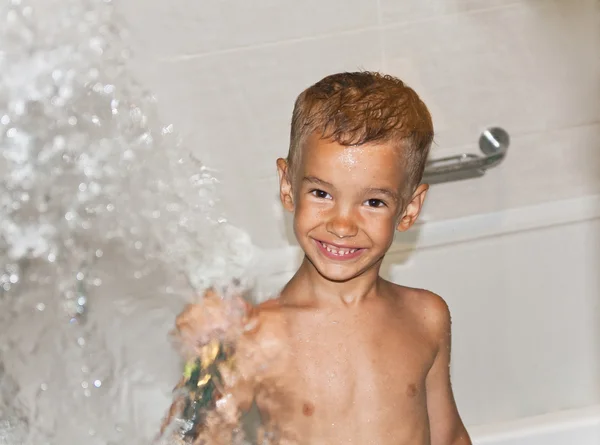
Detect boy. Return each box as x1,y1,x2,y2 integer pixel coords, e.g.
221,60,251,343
165,72,471,445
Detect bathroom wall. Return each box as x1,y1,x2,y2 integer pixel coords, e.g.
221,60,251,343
117,0,600,427
119,0,600,250
385,203,600,426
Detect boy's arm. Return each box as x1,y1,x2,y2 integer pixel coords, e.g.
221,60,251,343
159,371,254,444
424,296,472,445
159,292,257,442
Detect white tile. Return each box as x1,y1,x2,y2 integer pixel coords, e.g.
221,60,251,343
382,0,600,151
388,219,600,424
124,0,600,249
127,30,382,248
379,0,532,24
422,123,600,221
117,0,379,59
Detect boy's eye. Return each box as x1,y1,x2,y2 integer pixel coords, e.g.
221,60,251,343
365,198,386,208
310,189,332,199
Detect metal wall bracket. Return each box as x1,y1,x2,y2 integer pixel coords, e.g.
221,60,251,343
422,127,510,185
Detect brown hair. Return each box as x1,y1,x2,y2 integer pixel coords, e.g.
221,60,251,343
287,71,434,194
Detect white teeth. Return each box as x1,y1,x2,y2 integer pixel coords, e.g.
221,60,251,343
321,242,357,256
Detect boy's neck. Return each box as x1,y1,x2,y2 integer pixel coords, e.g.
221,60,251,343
281,256,383,308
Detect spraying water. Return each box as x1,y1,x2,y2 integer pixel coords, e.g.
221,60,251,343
0,0,256,443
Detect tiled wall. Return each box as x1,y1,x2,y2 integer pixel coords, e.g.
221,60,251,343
388,215,600,426
117,0,600,427
120,0,600,250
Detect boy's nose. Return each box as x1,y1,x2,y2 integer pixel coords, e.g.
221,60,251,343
326,214,358,239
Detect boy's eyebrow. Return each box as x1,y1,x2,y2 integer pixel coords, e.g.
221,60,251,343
365,187,399,202
302,176,334,188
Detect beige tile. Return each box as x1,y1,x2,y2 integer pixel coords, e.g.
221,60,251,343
117,0,379,59
127,30,382,248
383,0,600,151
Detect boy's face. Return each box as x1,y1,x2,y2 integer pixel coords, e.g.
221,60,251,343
277,134,428,283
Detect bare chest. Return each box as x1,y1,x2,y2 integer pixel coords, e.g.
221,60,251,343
256,309,435,425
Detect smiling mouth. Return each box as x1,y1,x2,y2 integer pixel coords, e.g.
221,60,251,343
315,240,364,260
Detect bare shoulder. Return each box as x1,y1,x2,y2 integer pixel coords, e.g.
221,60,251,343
386,281,451,340
252,296,286,324
243,296,288,344
254,295,285,312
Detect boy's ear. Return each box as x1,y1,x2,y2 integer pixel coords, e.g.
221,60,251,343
397,183,428,232
276,158,294,212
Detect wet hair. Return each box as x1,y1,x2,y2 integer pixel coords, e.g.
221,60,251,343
287,71,434,195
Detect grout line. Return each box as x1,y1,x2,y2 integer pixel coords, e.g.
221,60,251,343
378,1,539,32
157,0,554,64
388,214,600,262
158,25,381,63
